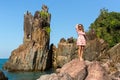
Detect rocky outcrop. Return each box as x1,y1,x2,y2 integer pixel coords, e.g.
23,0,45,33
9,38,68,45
107,43,120,72
3,5,51,71
111,71,120,80
0,70,8,80
99,42,120,74
51,36,119,76
84,38,109,61
51,37,77,68
48,37,120,79
52,37,109,68
37,59,112,80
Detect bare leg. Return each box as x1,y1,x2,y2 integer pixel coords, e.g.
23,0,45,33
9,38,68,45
78,46,82,61
80,46,84,61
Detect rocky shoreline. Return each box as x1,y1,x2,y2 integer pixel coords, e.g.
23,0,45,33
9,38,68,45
2,5,120,80
37,59,114,80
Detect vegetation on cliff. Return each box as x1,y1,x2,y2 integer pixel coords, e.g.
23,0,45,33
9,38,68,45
89,8,120,47
44,26,51,35
40,11,50,20
3,5,52,71
39,6,51,36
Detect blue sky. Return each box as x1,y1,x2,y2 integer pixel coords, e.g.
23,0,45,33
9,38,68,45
0,0,120,58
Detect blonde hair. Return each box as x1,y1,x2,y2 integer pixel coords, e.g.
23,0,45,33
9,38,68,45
78,24,84,32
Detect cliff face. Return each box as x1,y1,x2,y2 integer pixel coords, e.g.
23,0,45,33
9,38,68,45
84,38,109,61
51,37,77,68
3,5,51,71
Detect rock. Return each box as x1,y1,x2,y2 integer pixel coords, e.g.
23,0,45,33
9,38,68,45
55,37,77,68
60,59,87,80
111,71,120,80
42,4,48,12
85,61,111,80
51,37,119,79
37,59,111,80
37,59,86,80
37,74,50,80
107,43,120,73
53,38,109,68
67,37,74,43
49,44,57,68
84,38,109,61
0,70,8,80
58,73,73,80
98,42,120,74
60,38,66,43
37,73,73,80
3,5,51,71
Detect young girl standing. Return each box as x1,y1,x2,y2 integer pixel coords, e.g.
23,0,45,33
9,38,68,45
75,24,86,61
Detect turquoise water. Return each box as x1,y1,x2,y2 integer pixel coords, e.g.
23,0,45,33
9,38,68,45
0,59,54,80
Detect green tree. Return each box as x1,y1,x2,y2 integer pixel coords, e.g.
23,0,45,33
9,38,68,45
90,8,120,47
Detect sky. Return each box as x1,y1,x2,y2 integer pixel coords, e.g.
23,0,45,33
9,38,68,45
0,0,120,58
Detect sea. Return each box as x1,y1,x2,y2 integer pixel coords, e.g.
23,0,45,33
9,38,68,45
0,59,54,80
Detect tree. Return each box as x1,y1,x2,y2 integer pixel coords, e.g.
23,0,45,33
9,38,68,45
89,8,120,47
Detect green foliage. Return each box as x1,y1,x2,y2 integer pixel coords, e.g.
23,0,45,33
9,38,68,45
90,8,120,47
44,26,51,35
39,11,49,20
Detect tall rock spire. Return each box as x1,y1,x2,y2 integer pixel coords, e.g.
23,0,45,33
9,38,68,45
3,5,51,71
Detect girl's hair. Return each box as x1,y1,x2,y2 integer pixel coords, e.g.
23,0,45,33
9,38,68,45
78,24,84,32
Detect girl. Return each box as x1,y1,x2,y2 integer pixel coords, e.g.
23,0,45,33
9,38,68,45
75,24,86,61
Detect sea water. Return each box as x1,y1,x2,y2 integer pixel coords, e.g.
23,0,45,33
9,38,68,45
0,59,54,80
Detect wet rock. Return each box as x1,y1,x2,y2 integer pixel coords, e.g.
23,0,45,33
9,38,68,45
0,70,8,80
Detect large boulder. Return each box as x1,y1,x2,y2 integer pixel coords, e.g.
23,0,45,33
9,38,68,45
37,59,111,80
85,61,111,80
3,5,51,71
59,59,87,80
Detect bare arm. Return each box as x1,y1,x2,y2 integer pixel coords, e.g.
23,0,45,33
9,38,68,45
75,24,79,32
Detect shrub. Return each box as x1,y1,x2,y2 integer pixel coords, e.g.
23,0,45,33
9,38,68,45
39,11,49,20
90,8,120,47
44,27,51,35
